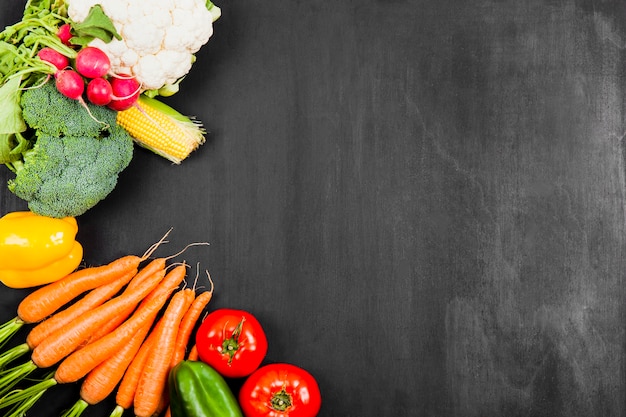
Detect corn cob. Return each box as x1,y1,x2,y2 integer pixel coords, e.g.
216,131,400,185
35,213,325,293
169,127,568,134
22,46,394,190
116,96,205,164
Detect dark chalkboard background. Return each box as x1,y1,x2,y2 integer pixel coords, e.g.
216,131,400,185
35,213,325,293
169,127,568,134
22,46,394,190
2,1,626,416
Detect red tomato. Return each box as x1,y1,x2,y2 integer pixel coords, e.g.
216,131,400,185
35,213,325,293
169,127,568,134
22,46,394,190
239,363,322,417
195,308,268,378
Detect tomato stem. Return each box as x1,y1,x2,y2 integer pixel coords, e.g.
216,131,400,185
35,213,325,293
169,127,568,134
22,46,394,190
221,317,245,364
270,389,293,411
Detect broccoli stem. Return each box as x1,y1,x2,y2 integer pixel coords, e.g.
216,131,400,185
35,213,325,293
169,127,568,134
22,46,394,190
5,159,23,174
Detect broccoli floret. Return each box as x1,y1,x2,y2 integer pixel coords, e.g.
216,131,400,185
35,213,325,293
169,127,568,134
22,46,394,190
4,79,135,217
20,80,117,138
8,125,134,218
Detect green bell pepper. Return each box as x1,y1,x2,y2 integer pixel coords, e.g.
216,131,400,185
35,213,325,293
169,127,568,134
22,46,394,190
169,360,243,417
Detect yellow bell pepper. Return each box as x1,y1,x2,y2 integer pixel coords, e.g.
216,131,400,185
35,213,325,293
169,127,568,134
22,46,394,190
0,211,83,288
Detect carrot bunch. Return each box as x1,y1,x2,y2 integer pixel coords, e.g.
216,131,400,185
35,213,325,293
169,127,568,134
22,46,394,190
0,233,214,417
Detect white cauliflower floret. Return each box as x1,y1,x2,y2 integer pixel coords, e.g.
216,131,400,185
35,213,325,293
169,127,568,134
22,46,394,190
175,0,198,10
123,17,165,55
68,0,221,92
149,10,173,30
156,50,193,84
67,0,99,22
132,55,165,90
98,0,129,24
120,48,139,69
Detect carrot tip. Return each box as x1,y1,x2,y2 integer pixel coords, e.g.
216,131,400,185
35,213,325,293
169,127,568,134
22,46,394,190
205,270,215,294
141,228,173,260
165,241,210,261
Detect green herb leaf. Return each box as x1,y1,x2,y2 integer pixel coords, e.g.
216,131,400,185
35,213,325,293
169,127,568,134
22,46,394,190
0,134,18,164
71,5,122,44
0,132,30,165
0,77,26,135
206,1,222,22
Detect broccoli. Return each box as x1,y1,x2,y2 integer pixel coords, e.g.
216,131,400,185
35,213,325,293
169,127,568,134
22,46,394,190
6,81,134,218
20,79,118,137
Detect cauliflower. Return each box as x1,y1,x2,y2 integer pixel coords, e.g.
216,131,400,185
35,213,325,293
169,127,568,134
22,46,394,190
67,0,221,91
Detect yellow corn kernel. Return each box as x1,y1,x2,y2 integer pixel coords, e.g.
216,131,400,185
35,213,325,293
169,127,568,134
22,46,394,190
116,96,205,164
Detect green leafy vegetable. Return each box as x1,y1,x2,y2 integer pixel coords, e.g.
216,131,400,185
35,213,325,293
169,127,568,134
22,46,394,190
0,1,137,217
20,77,114,138
0,0,76,150
0,76,27,135
0,133,31,165
69,5,122,46
6,81,134,218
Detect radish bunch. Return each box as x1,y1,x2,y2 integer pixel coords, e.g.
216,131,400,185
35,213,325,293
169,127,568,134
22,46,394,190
37,43,140,112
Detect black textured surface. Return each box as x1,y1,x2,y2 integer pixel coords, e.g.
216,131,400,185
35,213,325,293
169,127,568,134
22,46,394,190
1,1,626,416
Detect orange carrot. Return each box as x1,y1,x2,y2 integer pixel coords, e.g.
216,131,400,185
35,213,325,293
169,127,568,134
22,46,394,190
112,274,195,416
17,255,142,324
0,232,170,356
80,322,153,405
1,265,174,412
30,267,166,369
134,289,195,417
15,231,170,324
86,264,173,346
26,269,138,349
54,264,187,384
80,305,134,347
187,344,199,361
0,269,138,375
58,323,155,417
162,284,212,417
81,258,168,345
0,234,180,412
156,395,170,417
83,246,203,346
113,319,164,414
0,266,160,403
170,288,214,367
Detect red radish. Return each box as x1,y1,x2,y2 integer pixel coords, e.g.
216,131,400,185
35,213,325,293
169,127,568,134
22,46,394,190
75,47,111,79
55,69,85,100
55,69,108,127
86,77,113,106
57,24,73,45
107,76,141,111
37,47,69,71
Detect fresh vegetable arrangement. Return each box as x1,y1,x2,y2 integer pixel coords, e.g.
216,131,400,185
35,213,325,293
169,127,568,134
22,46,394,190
168,308,322,417
0,2,323,416
0,212,322,416
0,0,221,218
183,308,320,417
0,228,214,417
